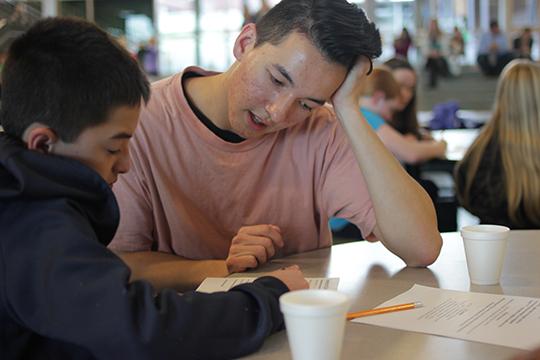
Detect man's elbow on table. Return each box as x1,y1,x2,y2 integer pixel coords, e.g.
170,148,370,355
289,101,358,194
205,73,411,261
404,233,443,267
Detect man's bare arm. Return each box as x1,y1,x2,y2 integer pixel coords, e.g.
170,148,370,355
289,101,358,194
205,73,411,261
332,58,442,266
115,224,283,292
115,251,229,292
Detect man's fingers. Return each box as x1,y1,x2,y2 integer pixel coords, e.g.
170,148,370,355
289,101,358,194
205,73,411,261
226,255,258,273
237,224,284,248
230,244,269,265
231,234,276,258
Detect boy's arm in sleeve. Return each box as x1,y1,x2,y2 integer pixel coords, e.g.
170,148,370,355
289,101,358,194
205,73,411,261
4,210,289,360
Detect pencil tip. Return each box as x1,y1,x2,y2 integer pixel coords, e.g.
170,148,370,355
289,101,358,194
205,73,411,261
414,301,424,308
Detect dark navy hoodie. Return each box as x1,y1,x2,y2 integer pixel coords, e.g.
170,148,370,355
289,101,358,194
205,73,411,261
0,133,288,359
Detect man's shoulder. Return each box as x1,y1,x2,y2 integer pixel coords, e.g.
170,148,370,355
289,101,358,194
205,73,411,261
147,72,183,99
140,66,215,125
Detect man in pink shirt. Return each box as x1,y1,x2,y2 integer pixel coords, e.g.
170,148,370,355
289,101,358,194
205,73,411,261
110,0,442,291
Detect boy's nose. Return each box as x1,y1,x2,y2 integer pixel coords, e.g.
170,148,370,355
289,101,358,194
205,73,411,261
265,92,295,124
115,153,131,174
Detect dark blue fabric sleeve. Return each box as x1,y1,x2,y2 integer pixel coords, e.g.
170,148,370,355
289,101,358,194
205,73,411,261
1,206,288,360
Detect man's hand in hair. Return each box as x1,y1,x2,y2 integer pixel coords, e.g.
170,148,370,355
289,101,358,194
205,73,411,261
331,56,372,110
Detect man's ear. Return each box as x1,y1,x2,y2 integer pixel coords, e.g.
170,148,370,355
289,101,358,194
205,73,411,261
233,23,257,61
24,125,59,154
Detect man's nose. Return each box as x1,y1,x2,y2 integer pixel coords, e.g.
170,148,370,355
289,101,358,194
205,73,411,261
265,92,295,124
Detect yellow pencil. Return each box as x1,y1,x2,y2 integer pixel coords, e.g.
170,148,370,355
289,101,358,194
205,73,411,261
347,301,423,320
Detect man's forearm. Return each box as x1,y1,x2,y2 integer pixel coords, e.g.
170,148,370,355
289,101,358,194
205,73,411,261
334,105,442,266
115,251,229,292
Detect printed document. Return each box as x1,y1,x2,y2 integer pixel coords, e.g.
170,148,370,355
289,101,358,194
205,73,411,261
197,277,339,293
353,284,540,350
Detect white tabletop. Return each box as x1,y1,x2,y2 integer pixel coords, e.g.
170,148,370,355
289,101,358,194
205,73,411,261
240,230,540,359
431,128,481,161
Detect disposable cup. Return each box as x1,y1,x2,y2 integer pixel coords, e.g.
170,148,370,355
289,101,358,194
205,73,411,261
460,224,510,285
279,290,350,360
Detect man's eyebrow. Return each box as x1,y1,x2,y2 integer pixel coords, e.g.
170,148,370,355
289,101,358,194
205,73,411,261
109,132,132,140
272,64,295,86
272,64,326,105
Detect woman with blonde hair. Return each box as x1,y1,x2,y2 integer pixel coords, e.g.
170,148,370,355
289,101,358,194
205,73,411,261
455,59,540,228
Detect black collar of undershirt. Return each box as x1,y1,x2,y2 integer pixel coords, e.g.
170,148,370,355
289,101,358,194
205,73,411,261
182,72,246,143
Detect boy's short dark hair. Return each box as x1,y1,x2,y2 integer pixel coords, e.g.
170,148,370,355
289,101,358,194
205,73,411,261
0,17,150,142
254,0,381,70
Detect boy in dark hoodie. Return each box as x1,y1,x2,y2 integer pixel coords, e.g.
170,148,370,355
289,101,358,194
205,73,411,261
0,17,308,360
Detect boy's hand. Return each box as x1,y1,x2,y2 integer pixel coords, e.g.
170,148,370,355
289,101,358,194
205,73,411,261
226,224,284,273
267,265,309,291
331,56,372,110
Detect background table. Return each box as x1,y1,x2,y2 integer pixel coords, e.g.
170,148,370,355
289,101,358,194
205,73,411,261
240,230,540,359
431,128,481,162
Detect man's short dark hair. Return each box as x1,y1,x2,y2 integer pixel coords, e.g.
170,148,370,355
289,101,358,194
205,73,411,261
0,17,150,142
254,0,381,70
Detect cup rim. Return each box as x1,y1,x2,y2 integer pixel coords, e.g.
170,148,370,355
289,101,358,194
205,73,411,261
280,289,350,317
460,224,510,240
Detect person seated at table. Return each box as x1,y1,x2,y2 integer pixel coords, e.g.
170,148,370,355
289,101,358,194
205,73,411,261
109,0,443,291
477,20,514,76
455,60,540,229
381,57,446,202
359,66,447,165
513,27,534,60
384,57,433,141
0,17,308,359
423,19,451,88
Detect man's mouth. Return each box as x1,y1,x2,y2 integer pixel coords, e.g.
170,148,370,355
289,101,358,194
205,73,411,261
248,111,268,130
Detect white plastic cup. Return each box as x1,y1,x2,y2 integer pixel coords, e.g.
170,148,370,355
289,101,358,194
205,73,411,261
460,224,510,285
279,290,351,360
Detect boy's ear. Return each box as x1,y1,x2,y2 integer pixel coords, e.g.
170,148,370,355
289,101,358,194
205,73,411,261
25,125,59,154
372,90,386,105
233,23,257,61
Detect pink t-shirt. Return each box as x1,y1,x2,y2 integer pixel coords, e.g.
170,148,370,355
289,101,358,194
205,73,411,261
109,67,376,259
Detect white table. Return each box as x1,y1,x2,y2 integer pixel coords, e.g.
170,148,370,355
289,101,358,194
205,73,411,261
241,230,540,359
431,128,481,162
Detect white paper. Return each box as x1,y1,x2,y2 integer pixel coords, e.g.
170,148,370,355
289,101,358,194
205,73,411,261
353,284,540,350
196,277,339,293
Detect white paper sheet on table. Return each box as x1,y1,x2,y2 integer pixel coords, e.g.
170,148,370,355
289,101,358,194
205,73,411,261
352,284,540,350
196,277,339,293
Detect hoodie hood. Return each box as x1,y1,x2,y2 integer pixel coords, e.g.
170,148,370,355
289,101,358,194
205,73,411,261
0,133,119,245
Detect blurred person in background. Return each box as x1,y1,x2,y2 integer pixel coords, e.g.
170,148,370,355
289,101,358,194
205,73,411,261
424,19,450,88
359,66,446,178
384,57,422,139
513,27,534,60
455,60,540,229
243,0,271,26
137,37,159,77
448,26,465,76
477,20,514,76
394,27,413,59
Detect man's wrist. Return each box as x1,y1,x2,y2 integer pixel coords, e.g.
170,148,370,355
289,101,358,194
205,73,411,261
333,102,363,127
